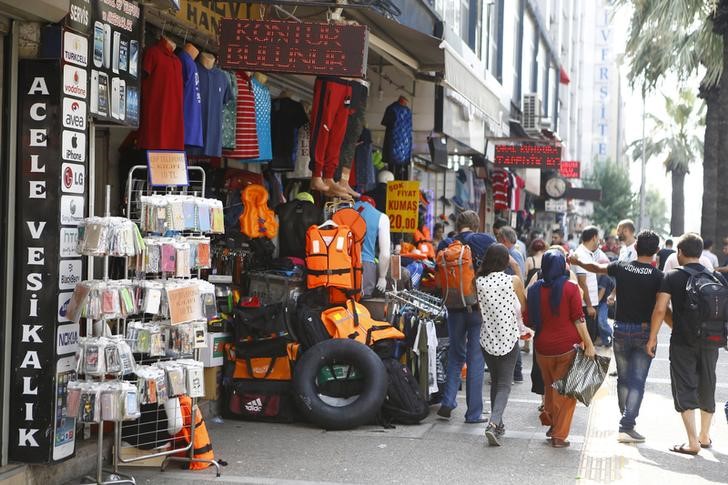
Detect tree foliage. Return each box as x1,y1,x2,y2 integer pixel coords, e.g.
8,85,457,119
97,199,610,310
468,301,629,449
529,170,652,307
644,188,670,236
586,160,637,233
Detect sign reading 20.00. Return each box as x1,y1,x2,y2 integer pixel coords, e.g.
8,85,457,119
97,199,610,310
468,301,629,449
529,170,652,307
386,181,420,234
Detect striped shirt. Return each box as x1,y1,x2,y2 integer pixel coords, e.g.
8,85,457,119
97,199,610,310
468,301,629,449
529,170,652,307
223,71,259,159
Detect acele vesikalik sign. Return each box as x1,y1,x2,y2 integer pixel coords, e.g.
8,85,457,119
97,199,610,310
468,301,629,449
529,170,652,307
219,19,368,78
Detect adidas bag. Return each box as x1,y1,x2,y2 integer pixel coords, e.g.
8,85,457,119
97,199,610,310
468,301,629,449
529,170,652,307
227,379,296,422
380,358,429,425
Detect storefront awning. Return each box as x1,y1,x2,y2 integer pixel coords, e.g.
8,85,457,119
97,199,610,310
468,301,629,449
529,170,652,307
442,48,503,135
346,10,445,73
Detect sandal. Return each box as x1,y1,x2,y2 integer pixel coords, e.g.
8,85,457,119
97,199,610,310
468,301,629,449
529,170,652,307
669,444,699,456
700,439,712,449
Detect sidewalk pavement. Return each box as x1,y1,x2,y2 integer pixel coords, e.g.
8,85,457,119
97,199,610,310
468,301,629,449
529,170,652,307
123,327,728,484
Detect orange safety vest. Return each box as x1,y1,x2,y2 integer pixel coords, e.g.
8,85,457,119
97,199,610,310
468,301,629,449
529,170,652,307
321,300,405,346
305,225,355,290
239,184,279,239
174,395,215,470
414,226,435,259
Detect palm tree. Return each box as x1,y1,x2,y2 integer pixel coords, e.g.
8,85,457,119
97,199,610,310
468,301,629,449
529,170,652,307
628,90,704,235
619,0,722,240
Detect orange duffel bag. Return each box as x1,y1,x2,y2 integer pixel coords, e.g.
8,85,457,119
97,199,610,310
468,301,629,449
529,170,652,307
321,300,404,346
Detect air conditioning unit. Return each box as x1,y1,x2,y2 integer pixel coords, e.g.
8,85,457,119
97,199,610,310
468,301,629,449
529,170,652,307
522,93,542,134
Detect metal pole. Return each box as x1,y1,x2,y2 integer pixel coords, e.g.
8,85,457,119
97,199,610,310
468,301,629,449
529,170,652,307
638,85,647,230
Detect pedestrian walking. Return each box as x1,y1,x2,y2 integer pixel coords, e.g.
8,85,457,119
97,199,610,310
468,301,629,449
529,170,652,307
524,250,596,448
617,220,637,262
657,239,675,271
647,233,728,455
497,226,526,383
570,230,663,443
596,273,615,347
573,226,606,342
523,239,547,355
475,244,528,446
437,210,494,424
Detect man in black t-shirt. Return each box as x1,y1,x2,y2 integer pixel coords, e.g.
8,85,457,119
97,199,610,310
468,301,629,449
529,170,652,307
648,233,726,455
570,230,663,443
657,239,675,271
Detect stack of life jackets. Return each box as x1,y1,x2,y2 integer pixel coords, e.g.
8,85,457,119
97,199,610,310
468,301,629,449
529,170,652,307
240,184,279,239
173,395,215,470
305,222,362,303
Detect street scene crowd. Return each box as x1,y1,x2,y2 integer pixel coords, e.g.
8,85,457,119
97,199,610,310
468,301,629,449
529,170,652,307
434,211,728,455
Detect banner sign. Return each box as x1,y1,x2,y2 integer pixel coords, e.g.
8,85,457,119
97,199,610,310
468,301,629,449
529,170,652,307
545,198,568,213
386,181,420,233
559,160,581,179
174,0,260,42
219,19,368,78
494,144,561,169
10,60,86,463
565,187,602,201
88,0,142,126
147,150,189,186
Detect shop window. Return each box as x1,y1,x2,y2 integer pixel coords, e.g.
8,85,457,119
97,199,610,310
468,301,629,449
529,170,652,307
485,0,503,81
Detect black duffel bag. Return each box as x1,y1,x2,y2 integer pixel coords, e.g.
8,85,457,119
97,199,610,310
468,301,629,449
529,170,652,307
233,303,286,341
226,379,297,423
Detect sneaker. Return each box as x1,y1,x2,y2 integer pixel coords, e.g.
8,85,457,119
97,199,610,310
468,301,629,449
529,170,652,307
495,423,506,437
484,423,502,446
437,405,453,419
513,373,524,383
618,429,646,443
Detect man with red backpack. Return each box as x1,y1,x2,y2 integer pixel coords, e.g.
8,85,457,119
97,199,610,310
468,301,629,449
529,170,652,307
435,211,495,423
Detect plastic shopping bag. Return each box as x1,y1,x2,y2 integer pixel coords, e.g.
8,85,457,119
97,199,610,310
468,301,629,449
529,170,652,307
552,347,610,406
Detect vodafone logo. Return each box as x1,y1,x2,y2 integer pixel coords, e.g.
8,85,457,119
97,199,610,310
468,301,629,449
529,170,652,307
63,65,87,99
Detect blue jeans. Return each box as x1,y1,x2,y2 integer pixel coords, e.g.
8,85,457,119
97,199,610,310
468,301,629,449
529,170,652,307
597,302,613,345
613,321,653,431
441,310,485,421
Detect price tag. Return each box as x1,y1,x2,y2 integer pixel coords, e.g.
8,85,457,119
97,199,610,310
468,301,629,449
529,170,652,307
147,150,188,187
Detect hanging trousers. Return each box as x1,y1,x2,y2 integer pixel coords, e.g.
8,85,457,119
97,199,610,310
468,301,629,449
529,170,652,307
309,77,352,179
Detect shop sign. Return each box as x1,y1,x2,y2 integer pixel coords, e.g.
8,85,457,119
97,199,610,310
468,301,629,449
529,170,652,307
494,144,561,169
60,195,85,226
219,19,368,78
63,30,88,67
89,0,142,127
565,187,602,201
174,0,258,42
56,324,79,355
62,98,87,130
11,60,78,463
545,198,568,213
61,163,86,194
147,150,189,186
386,181,420,233
58,259,83,290
59,228,81,258
167,286,201,325
62,130,86,162
63,64,88,99
66,0,92,35
559,160,581,179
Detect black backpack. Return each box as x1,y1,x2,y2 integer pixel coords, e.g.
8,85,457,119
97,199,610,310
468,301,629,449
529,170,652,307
380,358,429,425
679,266,728,348
294,301,331,350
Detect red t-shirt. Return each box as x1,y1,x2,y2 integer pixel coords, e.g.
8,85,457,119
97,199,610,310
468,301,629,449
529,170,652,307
138,39,184,150
523,280,584,356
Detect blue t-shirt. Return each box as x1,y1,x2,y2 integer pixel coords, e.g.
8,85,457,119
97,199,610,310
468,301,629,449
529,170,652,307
597,274,616,304
354,201,383,264
381,102,412,165
176,49,203,147
188,64,231,157
249,78,272,162
505,247,526,279
437,231,495,262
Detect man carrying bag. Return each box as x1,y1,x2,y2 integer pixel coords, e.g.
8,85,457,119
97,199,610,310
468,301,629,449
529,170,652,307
647,233,728,455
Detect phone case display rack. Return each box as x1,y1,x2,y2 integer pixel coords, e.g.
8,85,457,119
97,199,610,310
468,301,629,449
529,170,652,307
115,165,222,477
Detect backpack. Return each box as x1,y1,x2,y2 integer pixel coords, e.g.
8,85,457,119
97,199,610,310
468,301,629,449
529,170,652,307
678,266,728,348
294,301,332,350
380,358,429,424
436,235,477,309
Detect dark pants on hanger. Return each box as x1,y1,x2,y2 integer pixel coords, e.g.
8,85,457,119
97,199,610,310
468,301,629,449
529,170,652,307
336,82,369,179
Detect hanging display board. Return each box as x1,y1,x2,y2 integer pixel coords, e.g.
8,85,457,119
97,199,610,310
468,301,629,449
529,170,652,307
559,160,581,179
218,19,368,78
494,144,561,169
10,59,86,464
87,0,142,126
386,181,420,233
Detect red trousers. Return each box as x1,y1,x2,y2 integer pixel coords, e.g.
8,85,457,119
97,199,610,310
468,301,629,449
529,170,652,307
310,77,352,178
537,350,577,441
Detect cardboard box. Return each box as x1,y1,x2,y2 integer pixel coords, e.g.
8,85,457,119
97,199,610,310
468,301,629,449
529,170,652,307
200,332,231,367
204,366,223,402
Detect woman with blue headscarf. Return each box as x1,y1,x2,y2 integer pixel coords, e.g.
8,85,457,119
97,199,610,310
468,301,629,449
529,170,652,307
524,249,596,448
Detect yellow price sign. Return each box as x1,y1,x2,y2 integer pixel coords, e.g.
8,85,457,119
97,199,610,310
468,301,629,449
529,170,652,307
386,181,420,233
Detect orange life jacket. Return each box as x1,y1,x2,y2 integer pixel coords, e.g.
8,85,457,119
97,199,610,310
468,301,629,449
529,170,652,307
240,184,279,239
305,224,355,290
330,209,365,303
321,299,405,346
414,226,435,259
174,395,215,470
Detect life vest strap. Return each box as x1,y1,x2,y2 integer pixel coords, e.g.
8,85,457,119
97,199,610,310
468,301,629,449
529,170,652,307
307,268,351,276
